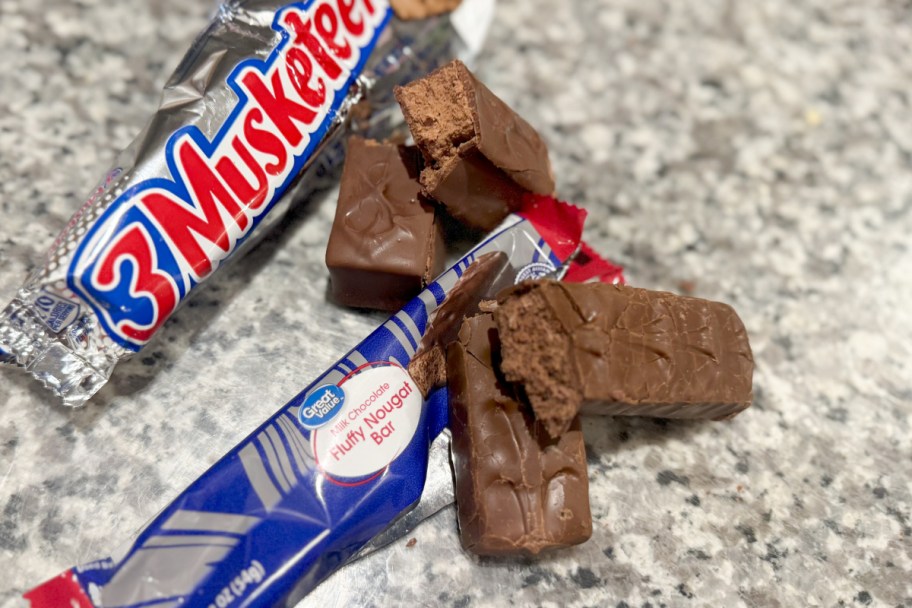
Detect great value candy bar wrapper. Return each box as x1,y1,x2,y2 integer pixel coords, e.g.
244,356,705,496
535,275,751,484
24,195,597,606
0,0,493,406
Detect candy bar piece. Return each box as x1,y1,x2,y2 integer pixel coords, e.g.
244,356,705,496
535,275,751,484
408,250,510,396
494,281,755,438
326,137,445,311
447,313,591,556
395,60,555,231
391,0,462,20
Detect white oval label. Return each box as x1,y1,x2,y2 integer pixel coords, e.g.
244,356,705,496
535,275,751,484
311,363,422,481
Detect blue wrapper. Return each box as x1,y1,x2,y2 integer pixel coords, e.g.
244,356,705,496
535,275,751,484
24,199,588,608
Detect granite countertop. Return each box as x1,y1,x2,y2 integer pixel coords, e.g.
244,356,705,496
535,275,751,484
1,0,910,606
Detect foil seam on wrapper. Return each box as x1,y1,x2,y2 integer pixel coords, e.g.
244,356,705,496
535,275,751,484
0,297,108,406
24,200,587,608
0,0,479,407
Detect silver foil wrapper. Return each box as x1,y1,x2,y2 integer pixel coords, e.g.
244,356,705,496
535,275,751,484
0,0,486,406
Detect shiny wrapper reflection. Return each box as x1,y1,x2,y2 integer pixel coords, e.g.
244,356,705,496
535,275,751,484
0,0,479,406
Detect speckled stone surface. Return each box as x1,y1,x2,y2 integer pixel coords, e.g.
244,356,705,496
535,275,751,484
1,0,911,606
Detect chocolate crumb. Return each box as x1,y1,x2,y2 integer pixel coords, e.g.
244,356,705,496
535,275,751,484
678,279,697,294
391,0,462,21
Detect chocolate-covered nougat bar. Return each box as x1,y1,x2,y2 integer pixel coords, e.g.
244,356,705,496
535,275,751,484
326,136,445,311
447,313,591,556
395,60,554,231
494,281,755,437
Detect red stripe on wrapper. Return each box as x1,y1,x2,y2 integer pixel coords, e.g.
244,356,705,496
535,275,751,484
23,569,94,608
565,241,626,285
517,194,587,261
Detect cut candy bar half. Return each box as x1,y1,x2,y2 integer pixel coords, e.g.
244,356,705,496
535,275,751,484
395,60,554,231
494,281,755,438
326,137,445,311
447,312,591,556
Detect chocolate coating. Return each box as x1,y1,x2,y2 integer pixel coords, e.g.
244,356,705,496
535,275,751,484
408,250,510,396
395,60,554,231
326,137,445,311
390,0,462,20
447,313,592,556
494,281,755,437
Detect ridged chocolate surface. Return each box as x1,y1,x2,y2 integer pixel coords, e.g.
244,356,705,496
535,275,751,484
495,281,754,437
447,313,591,556
326,136,444,311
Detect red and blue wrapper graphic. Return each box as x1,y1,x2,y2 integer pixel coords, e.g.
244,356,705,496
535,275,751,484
0,0,467,406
